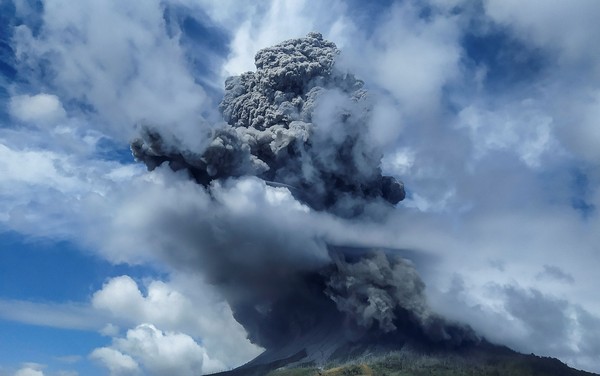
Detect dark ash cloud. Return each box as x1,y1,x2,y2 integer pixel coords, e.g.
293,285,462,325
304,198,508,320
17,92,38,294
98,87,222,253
132,32,404,217
128,33,475,365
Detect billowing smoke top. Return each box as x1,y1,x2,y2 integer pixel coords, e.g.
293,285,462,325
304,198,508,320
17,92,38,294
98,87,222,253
129,33,476,369
131,32,404,215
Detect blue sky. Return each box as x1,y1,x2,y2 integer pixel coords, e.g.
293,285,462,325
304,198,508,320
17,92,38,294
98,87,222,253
1,0,600,375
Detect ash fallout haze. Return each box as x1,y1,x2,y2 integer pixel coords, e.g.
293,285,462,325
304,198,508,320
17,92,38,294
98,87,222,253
1,1,600,375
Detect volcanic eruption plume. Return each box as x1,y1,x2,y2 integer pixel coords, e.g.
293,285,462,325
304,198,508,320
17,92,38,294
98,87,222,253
131,32,476,367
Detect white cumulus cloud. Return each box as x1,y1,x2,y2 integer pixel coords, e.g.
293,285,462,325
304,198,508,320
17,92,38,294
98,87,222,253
9,93,66,124
90,347,139,376
91,275,261,371
92,324,220,376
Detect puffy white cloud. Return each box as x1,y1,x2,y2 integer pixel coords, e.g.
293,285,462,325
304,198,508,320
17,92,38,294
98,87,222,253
91,274,261,371
12,0,213,146
0,273,259,372
118,324,211,375
92,324,220,376
0,144,81,191
89,347,139,376
332,1,462,129
0,140,142,238
9,94,66,124
367,5,460,114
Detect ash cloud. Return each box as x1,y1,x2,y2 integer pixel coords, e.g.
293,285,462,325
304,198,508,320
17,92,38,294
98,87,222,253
132,32,404,216
130,33,475,363
326,251,430,333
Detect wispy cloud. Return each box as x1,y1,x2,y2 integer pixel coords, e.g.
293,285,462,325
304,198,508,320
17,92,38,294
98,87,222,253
0,299,104,331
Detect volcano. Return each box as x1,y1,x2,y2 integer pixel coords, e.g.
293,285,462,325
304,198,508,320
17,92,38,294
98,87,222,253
209,307,596,376
205,250,596,376
130,33,598,376
212,343,597,376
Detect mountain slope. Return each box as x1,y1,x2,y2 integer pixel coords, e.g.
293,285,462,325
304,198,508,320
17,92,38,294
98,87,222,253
211,341,597,376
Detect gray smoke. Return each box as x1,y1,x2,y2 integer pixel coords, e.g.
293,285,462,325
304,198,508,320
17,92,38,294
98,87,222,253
131,32,404,216
326,251,430,333
130,33,475,360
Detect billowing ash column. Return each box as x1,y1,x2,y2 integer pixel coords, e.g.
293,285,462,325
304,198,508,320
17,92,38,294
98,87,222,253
132,32,404,216
129,33,475,364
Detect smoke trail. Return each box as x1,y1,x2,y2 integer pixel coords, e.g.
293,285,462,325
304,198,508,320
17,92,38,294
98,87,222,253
130,33,475,364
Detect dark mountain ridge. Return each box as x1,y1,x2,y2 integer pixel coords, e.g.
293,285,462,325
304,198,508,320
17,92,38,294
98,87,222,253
211,338,598,376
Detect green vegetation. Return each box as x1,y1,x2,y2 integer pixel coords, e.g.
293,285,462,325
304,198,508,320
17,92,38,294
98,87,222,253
265,351,596,376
